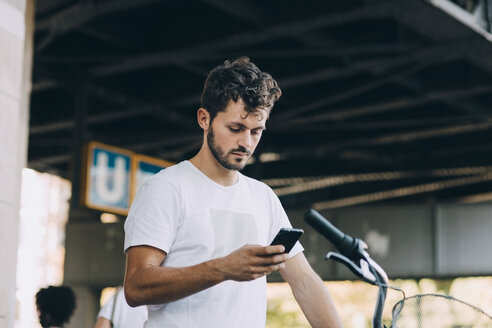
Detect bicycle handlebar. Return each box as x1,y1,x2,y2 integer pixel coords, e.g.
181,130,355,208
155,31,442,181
304,208,389,328
303,209,492,328
304,209,361,260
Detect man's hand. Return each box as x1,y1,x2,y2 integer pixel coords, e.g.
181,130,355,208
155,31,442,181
214,244,290,281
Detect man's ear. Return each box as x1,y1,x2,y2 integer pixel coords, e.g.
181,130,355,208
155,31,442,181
197,107,210,130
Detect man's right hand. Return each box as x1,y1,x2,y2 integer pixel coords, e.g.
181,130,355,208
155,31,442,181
214,244,290,281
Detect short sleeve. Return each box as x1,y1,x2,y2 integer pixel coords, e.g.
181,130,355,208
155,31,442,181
124,177,181,254
97,293,114,320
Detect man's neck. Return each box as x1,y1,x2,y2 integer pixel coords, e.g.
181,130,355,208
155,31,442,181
189,148,239,186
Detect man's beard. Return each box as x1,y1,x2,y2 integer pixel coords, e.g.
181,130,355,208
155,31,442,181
207,126,250,171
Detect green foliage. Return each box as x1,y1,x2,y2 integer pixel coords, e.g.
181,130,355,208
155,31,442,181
434,279,453,294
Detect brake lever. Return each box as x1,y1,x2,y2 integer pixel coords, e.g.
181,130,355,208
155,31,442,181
326,251,377,284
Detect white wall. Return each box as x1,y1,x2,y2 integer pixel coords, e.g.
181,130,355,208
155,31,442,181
0,0,34,326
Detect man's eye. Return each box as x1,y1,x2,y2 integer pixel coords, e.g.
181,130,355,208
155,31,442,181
229,127,240,132
252,130,263,136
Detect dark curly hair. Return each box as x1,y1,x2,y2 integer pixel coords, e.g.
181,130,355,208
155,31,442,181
200,57,282,121
35,285,76,326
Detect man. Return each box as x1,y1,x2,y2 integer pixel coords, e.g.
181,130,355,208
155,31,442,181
94,287,147,328
35,285,76,328
124,57,342,327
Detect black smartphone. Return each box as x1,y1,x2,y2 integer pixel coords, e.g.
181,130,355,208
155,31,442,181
270,228,304,253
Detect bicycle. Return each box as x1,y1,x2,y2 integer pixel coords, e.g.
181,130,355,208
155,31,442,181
303,209,492,328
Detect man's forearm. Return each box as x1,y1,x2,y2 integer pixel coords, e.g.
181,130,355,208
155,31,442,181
94,317,112,328
124,244,288,307
125,258,225,306
281,254,343,328
291,273,343,328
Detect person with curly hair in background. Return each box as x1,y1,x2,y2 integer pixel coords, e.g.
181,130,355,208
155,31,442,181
35,285,76,328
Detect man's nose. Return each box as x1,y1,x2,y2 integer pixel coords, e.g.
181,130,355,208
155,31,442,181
238,131,252,150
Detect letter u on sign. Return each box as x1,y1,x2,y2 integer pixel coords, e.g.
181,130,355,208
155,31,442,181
85,144,132,214
94,152,127,203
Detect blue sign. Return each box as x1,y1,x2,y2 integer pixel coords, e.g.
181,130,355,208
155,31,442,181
85,143,132,214
83,142,173,215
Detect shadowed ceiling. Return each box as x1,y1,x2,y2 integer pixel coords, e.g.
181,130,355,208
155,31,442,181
29,0,492,210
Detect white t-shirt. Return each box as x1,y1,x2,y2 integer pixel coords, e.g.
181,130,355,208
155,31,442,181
124,160,303,328
98,288,147,328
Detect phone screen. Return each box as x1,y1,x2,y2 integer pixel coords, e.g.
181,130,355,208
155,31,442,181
270,228,304,253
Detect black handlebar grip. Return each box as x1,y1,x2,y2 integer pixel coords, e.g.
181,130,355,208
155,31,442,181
304,209,359,258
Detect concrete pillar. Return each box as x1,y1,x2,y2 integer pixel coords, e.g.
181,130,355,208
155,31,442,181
0,0,34,327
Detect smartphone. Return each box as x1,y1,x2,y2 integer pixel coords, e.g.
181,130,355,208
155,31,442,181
270,228,304,253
